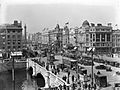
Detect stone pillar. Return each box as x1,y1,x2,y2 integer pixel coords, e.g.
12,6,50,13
100,34,101,42
105,34,107,42
110,34,112,42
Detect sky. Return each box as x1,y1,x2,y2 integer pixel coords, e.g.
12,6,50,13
0,0,120,33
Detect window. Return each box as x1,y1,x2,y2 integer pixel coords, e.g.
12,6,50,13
7,46,11,49
17,35,21,38
8,31,10,33
3,42,5,44
8,42,10,44
107,34,110,41
8,40,11,42
93,43,96,46
90,34,92,38
101,43,105,46
86,38,89,42
13,42,15,44
7,35,10,38
18,30,21,33
13,30,15,33
18,42,21,44
93,34,95,41
101,29,105,31
90,28,92,31
18,40,21,42
96,43,100,46
18,46,21,48
2,36,5,39
13,46,16,49
96,33,100,41
96,29,100,31
12,35,15,38
101,33,105,41
86,34,89,37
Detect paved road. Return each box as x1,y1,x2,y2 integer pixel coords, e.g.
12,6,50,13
54,55,120,90
22,55,120,90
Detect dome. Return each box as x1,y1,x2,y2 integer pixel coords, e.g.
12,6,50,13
82,20,90,26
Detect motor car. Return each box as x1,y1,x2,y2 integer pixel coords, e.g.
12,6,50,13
106,66,112,71
116,71,120,75
95,65,106,70
63,67,69,72
83,61,94,66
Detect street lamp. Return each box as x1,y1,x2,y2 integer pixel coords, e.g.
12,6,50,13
87,47,95,89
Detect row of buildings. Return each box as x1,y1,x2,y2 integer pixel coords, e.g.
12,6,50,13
0,20,120,55
28,20,120,54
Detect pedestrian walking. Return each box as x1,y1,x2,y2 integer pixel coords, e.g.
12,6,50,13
88,84,91,90
46,64,49,71
63,83,66,90
55,69,57,75
72,75,75,82
62,76,65,81
94,83,96,90
78,74,80,80
57,67,60,74
53,65,56,70
72,83,76,90
64,75,67,82
59,84,62,90
97,71,101,74
68,71,70,77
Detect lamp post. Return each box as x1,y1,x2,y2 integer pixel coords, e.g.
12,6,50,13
87,47,95,89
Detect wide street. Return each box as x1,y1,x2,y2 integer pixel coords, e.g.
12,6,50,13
22,54,120,90
53,55,120,90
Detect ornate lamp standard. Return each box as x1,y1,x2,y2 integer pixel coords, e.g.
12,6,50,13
87,47,95,89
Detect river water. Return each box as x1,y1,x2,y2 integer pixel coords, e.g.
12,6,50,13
0,69,27,90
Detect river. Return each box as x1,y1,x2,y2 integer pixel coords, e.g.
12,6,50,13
0,69,27,90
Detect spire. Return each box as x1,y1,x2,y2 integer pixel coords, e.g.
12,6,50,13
24,24,27,47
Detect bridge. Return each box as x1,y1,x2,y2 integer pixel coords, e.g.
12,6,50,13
26,58,69,89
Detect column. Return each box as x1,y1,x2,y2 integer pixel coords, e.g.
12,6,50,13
100,34,101,42
110,34,112,42
105,34,107,42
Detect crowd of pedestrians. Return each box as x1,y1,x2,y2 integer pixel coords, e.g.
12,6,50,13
31,58,100,90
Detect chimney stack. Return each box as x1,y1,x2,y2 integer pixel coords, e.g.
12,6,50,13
91,23,95,27
97,23,102,26
14,20,18,26
108,23,112,27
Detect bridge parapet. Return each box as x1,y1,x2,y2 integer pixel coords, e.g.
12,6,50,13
27,58,69,88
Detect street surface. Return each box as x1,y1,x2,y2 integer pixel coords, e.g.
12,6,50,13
22,55,120,90
54,55,120,90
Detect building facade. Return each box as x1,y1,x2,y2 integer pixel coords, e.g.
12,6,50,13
63,25,70,45
0,20,23,52
83,20,113,54
112,29,120,53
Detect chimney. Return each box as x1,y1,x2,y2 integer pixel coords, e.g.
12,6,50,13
108,23,112,27
97,23,102,26
14,20,18,26
91,23,95,27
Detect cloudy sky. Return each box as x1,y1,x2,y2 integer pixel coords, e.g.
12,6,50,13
0,0,120,33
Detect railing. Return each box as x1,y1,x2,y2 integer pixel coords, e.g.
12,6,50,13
28,59,70,88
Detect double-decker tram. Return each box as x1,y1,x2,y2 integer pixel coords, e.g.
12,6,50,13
62,55,77,69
